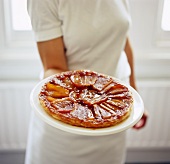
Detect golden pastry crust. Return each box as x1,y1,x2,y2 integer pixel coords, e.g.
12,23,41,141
39,70,133,128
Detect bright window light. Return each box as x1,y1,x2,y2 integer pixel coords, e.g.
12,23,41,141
11,0,32,31
161,0,170,31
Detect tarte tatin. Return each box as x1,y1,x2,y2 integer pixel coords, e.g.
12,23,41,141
39,70,133,128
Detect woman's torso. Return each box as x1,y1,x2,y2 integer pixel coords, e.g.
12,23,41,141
58,0,131,77
26,1,131,164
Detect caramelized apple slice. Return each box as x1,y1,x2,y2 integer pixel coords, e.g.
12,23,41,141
61,76,75,89
106,99,128,109
93,104,102,120
99,103,116,115
51,98,74,113
69,90,82,103
70,72,97,87
79,89,107,105
106,84,128,95
46,96,57,102
69,89,107,105
94,104,112,119
108,92,132,99
46,83,69,98
71,103,94,120
93,76,113,91
52,76,74,90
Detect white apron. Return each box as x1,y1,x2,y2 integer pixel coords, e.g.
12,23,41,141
25,112,126,164
25,52,131,164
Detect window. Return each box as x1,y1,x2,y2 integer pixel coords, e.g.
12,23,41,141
161,0,170,31
11,0,32,31
0,0,38,60
2,0,34,48
156,0,170,46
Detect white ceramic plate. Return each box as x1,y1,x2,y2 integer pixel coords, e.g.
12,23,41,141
30,75,144,136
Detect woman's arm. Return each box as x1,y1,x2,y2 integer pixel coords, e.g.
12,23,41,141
124,38,148,129
37,37,68,78
124,38,137,90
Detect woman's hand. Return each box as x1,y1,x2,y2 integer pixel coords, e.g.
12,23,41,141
133,109,148,129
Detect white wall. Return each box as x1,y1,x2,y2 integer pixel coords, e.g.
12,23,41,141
0,0,169,80
129,0,170,79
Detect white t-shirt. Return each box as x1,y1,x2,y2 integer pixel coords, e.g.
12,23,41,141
28,0,131,78
25,1,131,164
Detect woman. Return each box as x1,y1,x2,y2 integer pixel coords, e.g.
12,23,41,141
25,0,148,163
